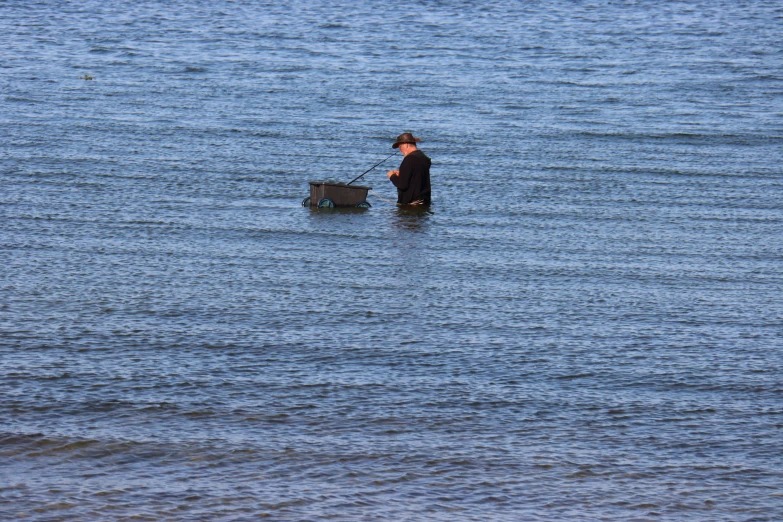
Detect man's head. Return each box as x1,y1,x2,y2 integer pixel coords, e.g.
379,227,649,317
392,132,421,152
398,142,417,155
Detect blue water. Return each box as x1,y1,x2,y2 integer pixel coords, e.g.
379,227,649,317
2,0,783,520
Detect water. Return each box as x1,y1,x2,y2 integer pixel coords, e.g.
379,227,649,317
2,0,782,519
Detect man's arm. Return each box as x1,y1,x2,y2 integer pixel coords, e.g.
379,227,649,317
387,158,412,190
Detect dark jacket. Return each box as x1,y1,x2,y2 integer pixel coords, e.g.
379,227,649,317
391,149,431,205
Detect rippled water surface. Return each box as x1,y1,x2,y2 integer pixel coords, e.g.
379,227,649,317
2,0,783,520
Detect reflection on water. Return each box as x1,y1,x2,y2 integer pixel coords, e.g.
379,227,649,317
392,205,433,231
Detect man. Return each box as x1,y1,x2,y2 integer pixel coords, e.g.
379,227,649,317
387,132,431,206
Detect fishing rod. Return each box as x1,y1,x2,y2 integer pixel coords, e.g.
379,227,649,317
346,152,397,186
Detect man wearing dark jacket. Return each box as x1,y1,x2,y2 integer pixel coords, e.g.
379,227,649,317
387,132,431,206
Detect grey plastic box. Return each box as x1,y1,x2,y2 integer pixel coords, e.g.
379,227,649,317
309,182,371,207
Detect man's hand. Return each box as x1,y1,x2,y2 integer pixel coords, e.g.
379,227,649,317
387,169,399,179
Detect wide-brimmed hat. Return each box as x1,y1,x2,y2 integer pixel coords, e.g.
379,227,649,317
392,132,422,149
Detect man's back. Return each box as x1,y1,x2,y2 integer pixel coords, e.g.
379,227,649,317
393,149,431,205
